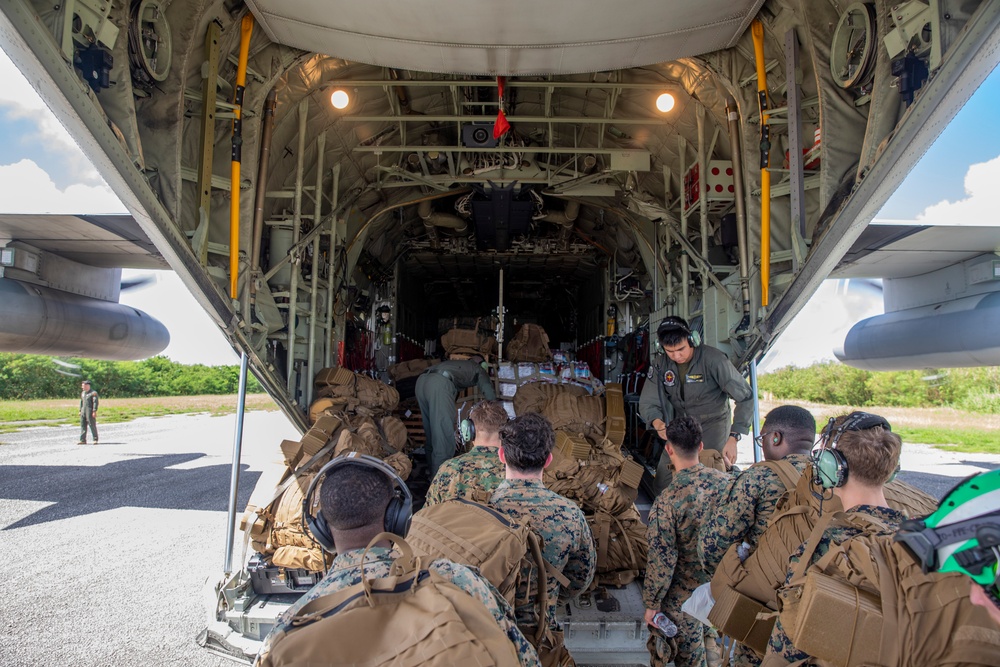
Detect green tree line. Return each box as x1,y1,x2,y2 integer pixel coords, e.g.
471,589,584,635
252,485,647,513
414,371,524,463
760,362,1000,413
0,354,263,401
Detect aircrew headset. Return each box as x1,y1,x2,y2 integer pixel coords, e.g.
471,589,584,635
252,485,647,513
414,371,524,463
812,411,898,489
460,418,476,444
656,316,701,348
302,452,413,552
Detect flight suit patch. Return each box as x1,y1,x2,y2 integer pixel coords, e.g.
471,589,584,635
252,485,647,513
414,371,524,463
686,374,704,383
664,370,676,386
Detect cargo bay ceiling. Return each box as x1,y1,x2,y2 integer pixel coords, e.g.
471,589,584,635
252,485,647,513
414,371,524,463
3,0,998,427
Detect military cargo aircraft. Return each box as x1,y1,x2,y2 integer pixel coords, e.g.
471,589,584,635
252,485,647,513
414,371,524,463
2,0,1000,662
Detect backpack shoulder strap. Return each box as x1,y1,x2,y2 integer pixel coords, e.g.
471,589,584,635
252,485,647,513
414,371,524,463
757,459,801,493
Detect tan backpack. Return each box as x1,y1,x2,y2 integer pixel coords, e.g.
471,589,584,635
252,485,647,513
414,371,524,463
258,533,522,667
709,462,830,655
779,525,1000,666
513,381,590,417
405,499,549,613
314,367,400,412
402,499,562,659
506,323,552,362
541,393,605,440
586,506,649,587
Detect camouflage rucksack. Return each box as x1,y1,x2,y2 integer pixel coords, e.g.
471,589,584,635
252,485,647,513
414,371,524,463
778,526,1000,666
257,533,522,667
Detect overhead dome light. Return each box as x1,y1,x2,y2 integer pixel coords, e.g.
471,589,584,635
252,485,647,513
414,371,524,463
656,92,675,113
330,89,350,109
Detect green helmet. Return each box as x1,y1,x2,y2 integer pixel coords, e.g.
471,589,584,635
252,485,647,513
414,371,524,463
895,470,1000,603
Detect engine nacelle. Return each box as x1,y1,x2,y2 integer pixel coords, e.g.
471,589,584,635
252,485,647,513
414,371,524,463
0,278,169,360
835,292,1000,370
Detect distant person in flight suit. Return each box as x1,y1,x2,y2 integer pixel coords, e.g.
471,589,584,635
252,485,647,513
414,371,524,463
639,316,753,496
416,355,497,477
78,380,99,445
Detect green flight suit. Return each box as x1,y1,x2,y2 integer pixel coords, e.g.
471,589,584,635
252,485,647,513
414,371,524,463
416,360,496,477
638,344,753,496
79,388,99,443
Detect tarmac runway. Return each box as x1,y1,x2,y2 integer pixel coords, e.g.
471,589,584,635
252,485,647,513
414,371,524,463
0,410,995,666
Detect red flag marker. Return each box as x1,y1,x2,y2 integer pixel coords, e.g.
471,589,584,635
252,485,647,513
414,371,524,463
494,76,510,139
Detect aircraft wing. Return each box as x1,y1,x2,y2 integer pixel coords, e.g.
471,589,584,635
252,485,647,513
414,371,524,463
0,213,169,270
0,214,170,360
832,224,1000,369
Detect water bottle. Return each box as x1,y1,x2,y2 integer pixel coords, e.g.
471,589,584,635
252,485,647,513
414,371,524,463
651,612,678,637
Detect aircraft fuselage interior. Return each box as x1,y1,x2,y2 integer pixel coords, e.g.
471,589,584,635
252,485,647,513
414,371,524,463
4,0,1000,662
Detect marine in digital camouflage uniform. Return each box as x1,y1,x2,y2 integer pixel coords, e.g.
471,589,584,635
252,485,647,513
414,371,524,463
643,416,730,667
259,546,540,667
764,504,905,665
489,413,596,630
699,406,820,575
426,400,509,505
764,411,906,666
255,453,539,667
491,478,596,626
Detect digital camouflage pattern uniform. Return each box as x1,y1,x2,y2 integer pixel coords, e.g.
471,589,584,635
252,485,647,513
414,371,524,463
425,445,506,505
699,453,812,573
257,546,540,667
765,505,906,665
638,345,754,496
490,479,597,628
416,360,497,477
697,453,810,666
644,463,730,667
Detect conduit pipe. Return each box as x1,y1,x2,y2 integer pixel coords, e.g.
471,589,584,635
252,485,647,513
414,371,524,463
726,96,753,329
287,99,308,395
229,13,253,299
326,164,341,366
250,88,277,283
752,18,772,306
539,199,580,249
418,199,468,248
307,132,325,404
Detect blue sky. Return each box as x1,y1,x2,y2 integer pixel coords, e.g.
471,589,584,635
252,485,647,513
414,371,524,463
1,48,998,369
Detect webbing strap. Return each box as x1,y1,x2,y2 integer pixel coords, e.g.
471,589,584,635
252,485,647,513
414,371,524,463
609,512,640,571
596,513,612,569
789,510,838,585
758,459,800,493
872,542,900,666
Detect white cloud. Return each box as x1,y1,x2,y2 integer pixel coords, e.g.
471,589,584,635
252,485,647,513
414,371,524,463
0,48,101,182
0,159,125,213
914,155,1000,225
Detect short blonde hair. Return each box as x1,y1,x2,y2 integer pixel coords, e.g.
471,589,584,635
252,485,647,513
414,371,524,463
470,400,509,435
829,414,902,486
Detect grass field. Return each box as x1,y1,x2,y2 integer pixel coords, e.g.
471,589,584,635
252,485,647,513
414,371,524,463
0,394,280,434
3,394,998,453
759,398,1000,454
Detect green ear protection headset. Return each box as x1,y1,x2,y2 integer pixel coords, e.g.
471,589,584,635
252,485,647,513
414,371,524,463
656,316,702,348
895,469,1000,608
460,418,476,444
812,411,897,489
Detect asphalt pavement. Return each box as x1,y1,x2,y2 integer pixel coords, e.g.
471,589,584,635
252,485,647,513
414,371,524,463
0,411,996,666
0,410,298,667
